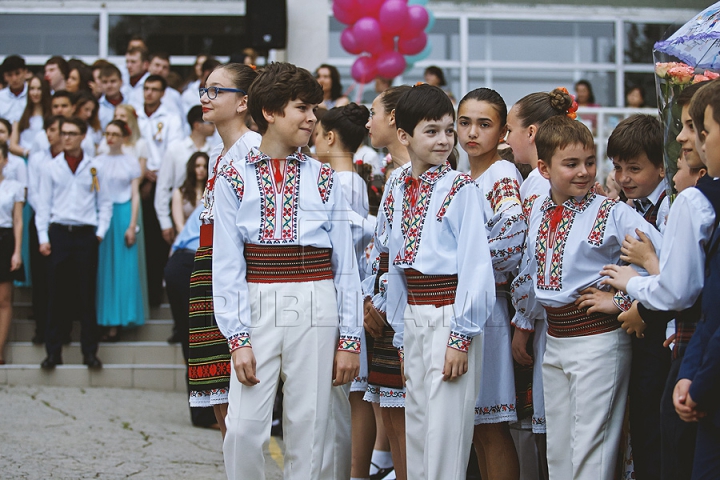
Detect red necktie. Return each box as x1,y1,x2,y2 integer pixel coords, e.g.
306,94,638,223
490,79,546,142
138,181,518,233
271,159,284,191
549,205,565,231
405,176,419,207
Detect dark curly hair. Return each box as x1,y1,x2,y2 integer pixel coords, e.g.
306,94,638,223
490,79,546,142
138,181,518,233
320,103,370,152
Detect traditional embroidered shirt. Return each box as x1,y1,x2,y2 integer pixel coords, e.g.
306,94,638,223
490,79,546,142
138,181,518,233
385,162,496,352
212,147,363,352
199,131,261,225
35,154,113,244
626,187,715,311
512,188,662,325
0,178,24,228
136,103,184,171
474,160,526,283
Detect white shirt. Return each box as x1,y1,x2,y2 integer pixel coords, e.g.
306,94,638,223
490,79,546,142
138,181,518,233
181,79,201,116
0,84,28,123
31,128,95,159
2,154,28,189
199,131,261,225
384,162,496,350
18,116,44,151
335,170,373,278
96,153,142,204
0,178,24,228
212,147,363,344
26,147,56,211
519,168,550,210
121,72,150,110
511,188,663,330
626,186,715,311
354,144,383,176
136,103,184,171
98,95,122,131
154,135,213,230
35,154,113,244
474,160,526,283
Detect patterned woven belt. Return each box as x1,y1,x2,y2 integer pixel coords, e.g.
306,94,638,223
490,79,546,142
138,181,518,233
374,252,389,295
199,223,213,247
404,268,458,307
544,303,620,338
244,244,334,284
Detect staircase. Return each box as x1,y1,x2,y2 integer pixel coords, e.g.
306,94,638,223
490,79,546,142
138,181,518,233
0,287,186,392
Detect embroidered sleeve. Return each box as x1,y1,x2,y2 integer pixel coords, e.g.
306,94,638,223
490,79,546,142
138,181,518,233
436,173,475,222
486,177,522,213
217,163,245,201
587,198,617,246
338,335,361,353
447,331,472,352
485,177,527,273
612,291,633,312
318,163,334,203
228,332,251,352
383,187,394,226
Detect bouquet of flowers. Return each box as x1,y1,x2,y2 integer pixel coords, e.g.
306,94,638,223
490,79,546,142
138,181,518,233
655,61,719,198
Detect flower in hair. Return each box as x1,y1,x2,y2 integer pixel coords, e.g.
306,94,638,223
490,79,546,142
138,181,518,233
414,82,424,87
250,64,257,71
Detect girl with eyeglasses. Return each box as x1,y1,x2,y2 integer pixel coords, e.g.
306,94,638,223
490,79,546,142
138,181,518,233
95,119,147,342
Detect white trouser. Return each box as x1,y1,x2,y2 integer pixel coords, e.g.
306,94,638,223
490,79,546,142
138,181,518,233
223,280,338,480
404,303,482,480
320,383,352,480
532,317,548,433
542,328,631,480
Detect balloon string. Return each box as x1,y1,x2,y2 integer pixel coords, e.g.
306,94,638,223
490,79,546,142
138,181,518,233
356,83,365,103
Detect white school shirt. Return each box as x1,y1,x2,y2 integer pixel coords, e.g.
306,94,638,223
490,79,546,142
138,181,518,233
474,160,526,283
199,131,261,225
136,103,184,172
96,153,142,204
384,162,496,351
97,95,121,131
34,154,113,244
354,144,383,176
0,84,28,123
154,136,213,230
26,147,57,211
336,170,373,278
626,186,715,311
2,154,28,189
18,116,44,151
512,188,663,325
0,178,24,228
211,147,363,348
121,72,150,110
30,129,95,159
632,179,669,231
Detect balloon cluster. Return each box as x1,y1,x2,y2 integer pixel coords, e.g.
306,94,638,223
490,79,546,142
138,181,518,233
335,0,434,84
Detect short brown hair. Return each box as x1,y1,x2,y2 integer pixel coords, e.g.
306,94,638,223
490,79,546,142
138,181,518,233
536,116,594,164
690,80,720,134
99,64,122,80
248,62,323,135
59,116,88,135
126,46,149,63
606,114,663,167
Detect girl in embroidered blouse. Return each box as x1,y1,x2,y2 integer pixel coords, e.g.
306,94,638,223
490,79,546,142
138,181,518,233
171,152,208,232
9,75,51,159
458,88,524,480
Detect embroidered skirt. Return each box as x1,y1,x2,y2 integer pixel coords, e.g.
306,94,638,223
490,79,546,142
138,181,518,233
188,241,230,407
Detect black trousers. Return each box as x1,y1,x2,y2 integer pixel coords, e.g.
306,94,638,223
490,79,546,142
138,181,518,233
29,211,49,339
630,320,671,479
141,180,170,307
691,418,720,480
661,356,698,480
45,224,99,358
164,248,216,428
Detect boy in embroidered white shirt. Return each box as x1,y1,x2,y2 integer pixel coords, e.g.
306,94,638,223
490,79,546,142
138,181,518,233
385,84,495,480
212,62,362,480
517,115,662,480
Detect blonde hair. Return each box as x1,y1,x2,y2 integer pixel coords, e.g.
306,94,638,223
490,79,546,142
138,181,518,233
114,104,141,146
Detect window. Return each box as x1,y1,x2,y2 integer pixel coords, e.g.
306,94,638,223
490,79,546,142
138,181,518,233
0,15,99,55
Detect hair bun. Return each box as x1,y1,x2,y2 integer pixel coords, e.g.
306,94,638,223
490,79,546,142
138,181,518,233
342,102,370,127
549,87,574,114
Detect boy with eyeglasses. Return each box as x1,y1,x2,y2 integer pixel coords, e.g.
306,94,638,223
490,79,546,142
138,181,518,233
35,116,112,370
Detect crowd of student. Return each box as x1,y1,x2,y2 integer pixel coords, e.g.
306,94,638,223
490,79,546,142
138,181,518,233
0,44,718,480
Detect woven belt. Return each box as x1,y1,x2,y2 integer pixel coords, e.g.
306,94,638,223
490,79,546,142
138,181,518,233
404,268,458,307
544,303,620,338
374,252,389,295
199,223,213,247
244,244,334,284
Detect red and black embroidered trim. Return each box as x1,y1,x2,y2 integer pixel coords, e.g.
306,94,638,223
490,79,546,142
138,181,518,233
544,303,619,338
404,268,458,307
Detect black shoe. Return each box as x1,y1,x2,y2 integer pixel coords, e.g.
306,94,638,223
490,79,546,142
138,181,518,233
369,466,395,480
83,354,103,369
31,334,45,345
167,332,182,344
40,354,63,370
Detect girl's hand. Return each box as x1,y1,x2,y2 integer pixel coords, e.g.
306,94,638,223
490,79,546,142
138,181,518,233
125,226,137,247
511,328,533,366
576,287,620,315
600,264,639,292
10,251,22,271
620,229,659,274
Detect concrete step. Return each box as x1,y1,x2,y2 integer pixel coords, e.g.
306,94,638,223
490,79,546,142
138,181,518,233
0,364,186,392
9,319,176,343
5,342,185,366
12,302,174,320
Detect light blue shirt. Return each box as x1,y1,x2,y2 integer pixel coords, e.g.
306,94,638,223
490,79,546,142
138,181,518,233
171,202,203,253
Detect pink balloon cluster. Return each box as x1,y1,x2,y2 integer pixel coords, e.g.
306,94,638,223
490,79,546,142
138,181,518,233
335,0,430,83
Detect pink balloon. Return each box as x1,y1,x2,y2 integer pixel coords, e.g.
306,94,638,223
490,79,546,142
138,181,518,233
359,0,385,19
341,28,363,55
375,50,406,79
333,0,357,11
353,17,383,54
379,0,409,35
351,56,378,84
398,31,427,55
333,2,359,25
400,5,429,38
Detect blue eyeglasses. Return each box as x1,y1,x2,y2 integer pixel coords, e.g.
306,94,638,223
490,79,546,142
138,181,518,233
199,86,247,100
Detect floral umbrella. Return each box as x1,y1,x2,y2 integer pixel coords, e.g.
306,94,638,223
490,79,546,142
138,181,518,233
654,1,720,69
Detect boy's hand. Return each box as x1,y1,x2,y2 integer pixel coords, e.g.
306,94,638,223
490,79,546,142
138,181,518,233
363,298,386,339
333,351,360,386
231,347,259,386
618,301,646,338
663,333,677,349
512,328,533,365
600,264,639,292
576,287,621,314
620,230,659,274
673,379,706,422
443,347,468,381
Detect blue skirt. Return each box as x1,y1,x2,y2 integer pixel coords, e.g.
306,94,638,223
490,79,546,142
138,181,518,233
97,201,147,327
